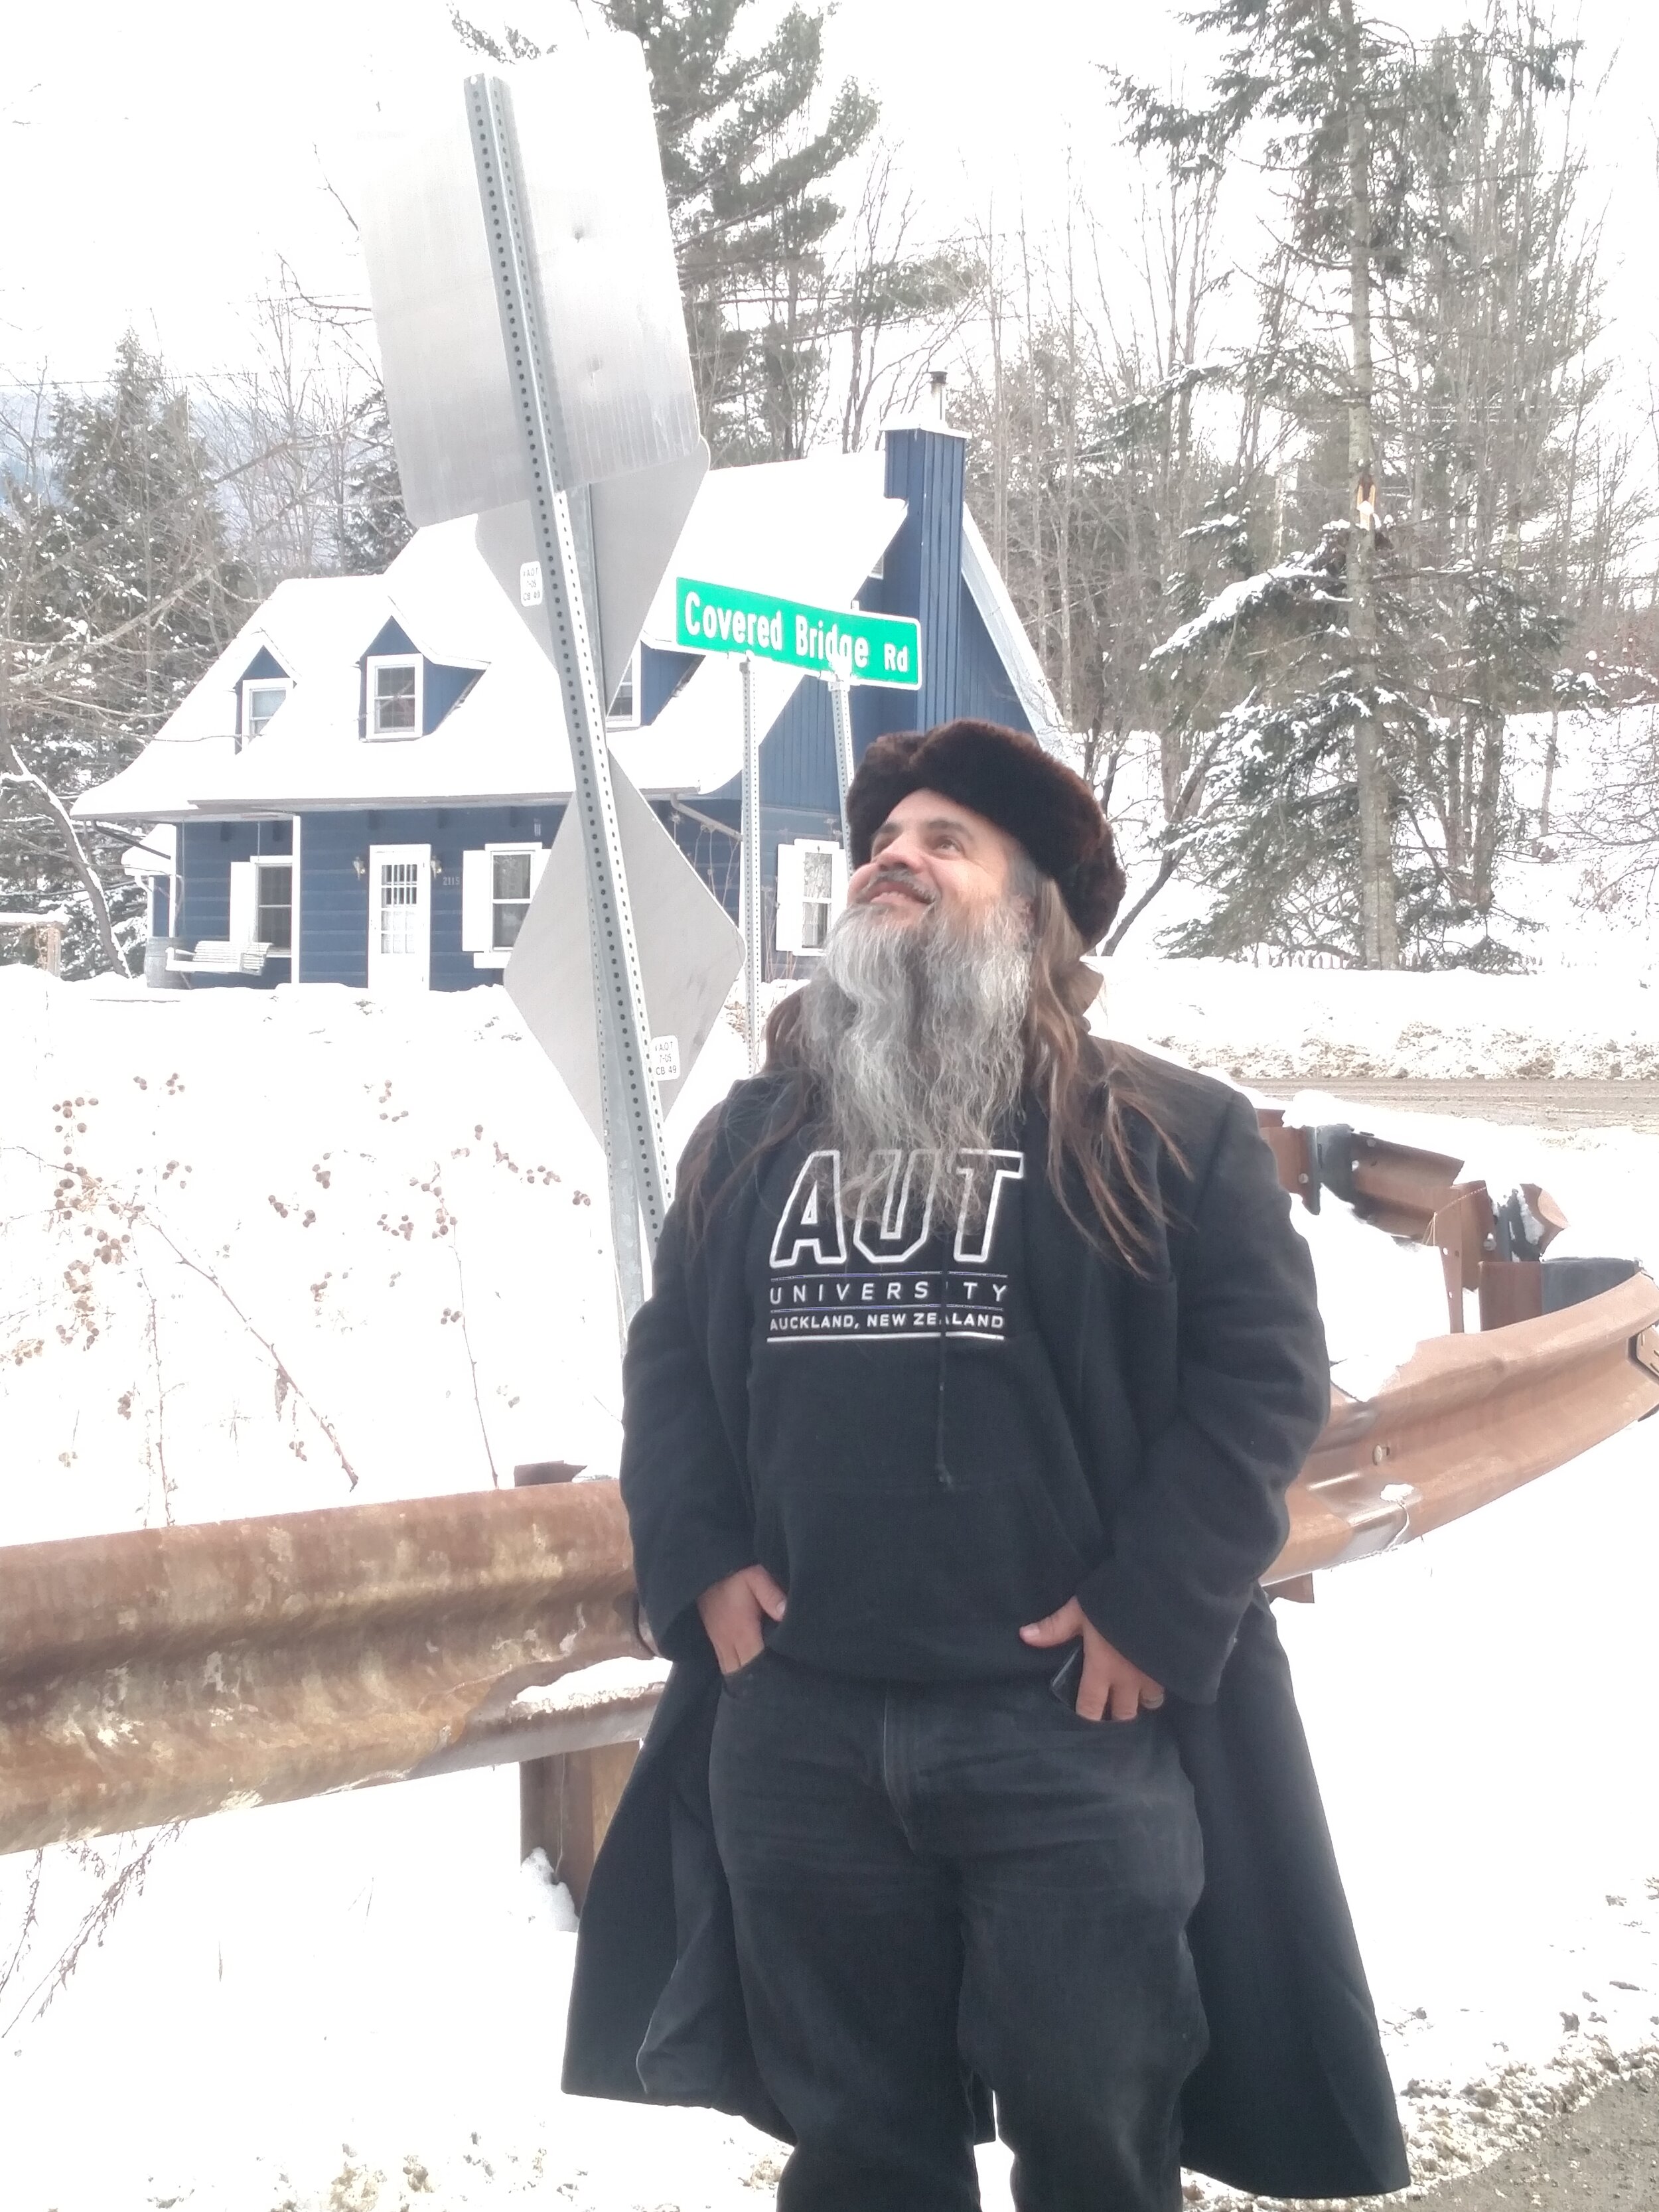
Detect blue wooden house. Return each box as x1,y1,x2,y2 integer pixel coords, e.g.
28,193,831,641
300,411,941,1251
80,422,1066,991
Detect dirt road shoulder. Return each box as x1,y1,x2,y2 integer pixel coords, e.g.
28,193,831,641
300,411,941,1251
1416,2064,1659,2207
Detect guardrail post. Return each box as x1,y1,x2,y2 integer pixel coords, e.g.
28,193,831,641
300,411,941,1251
520,1740,641,1907
512,1459,642,1905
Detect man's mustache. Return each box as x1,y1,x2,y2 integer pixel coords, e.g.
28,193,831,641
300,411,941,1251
853,862,938,907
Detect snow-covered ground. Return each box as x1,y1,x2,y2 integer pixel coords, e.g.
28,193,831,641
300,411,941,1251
2,964,1657,2209
1103,952,1659,1082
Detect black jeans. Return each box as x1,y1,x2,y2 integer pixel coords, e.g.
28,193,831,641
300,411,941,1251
708,1649,1208,2212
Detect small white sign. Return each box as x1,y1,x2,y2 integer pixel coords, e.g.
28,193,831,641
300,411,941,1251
648,1034,681,1082
520,561,544,607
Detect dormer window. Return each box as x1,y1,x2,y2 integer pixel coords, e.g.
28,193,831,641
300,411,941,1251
242,678,291,737
367,656,421,739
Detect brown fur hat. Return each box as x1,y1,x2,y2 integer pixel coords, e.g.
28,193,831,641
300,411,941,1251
846,718,1126,945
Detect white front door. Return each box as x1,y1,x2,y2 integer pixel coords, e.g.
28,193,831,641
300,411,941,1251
367,844,431,992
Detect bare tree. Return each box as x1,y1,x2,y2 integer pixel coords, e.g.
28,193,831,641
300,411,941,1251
835,147,979,452
956,122,1245,949
204,279,361,590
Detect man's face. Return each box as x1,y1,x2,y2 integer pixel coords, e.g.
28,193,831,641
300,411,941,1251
845,788,1022,928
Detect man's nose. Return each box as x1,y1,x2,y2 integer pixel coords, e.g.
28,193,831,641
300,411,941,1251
871,832,929,878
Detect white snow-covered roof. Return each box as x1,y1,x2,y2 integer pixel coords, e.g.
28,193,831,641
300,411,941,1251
622,449,906,794
611,647,806,799
172,519,573,814
638,449,904,646
119,824,177,879
72,449,974,820
960,507,1067,747
75,524,567,820
76,573,388,818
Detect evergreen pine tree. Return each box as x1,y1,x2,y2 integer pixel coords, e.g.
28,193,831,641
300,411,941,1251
340,388,414,575
1124,3,1593,968
1,338,250,976
455,1,880,460
1118,0,1429,964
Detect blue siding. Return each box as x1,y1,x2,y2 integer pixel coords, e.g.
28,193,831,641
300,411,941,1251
954,581,1033,734
177,820,267,938
641,646,699,722
699,674,841,927
363,617,417,661
758,676,841,814
176,819,293,988
865,425,966,743
696,670,839,964
424,663,482,729
298,812,372,986
667,796,742,922
299,804,564,992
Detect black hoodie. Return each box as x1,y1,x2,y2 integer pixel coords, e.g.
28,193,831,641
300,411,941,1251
620,1051,1331,1706
748,1122,1114,1680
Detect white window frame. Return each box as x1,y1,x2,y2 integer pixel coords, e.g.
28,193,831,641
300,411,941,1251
228,859,257,952
240,676,291,739
365,654,423,741
774,838,847,957
605,643,642,729
226,855,293,959
289,818,303,982
461,842,551,968
252,856,295,956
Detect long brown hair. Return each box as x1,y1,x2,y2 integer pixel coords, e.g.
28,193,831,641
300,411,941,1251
680,873,1176,1271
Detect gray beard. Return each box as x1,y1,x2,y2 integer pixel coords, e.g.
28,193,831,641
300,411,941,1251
797,895,1033,1224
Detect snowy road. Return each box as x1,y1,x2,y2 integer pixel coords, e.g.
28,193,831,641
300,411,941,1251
1260,1076,1659,1134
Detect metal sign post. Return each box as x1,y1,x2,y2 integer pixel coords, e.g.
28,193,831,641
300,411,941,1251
359,37,713,1327
466,74,668,1282
827,633,857,849
739,654,764,1075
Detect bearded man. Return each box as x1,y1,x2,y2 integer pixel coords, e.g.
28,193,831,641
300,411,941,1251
563,721,1408,2212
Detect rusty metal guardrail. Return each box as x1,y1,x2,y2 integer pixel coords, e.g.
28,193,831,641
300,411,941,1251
1267,1269,1659,1595
2,1106,1656,1892
0,1485,650,1866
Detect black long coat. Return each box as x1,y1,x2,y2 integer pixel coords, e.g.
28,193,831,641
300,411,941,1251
563,1050,1411,2199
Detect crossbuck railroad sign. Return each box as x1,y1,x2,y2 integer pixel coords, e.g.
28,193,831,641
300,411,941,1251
675,577,922,690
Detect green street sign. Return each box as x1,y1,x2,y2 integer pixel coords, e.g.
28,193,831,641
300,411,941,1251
674,576,922,690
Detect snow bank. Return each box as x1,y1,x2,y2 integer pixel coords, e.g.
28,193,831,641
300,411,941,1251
3,975,1658,2208
0,967,743,1544
1098,954,1659,1081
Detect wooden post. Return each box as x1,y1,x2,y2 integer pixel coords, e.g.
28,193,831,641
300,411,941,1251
513,1459,641,1905
0,917,64,975
519,1739,641,1907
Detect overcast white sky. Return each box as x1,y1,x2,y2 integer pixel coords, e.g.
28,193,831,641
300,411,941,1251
3,0,1655,411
